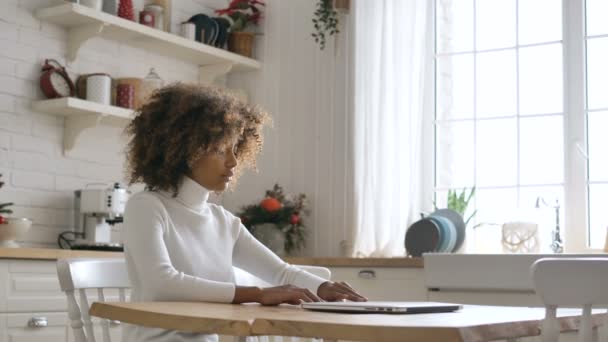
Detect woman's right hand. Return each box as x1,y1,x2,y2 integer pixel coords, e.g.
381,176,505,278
258,285,322,305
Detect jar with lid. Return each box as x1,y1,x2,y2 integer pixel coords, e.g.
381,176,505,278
144,5,164,31
141,67,164,101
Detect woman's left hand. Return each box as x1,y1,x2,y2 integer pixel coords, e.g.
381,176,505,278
317,281,367,302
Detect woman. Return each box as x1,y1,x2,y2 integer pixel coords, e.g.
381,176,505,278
123,83,366,342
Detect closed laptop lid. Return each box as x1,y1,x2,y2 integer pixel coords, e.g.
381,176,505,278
301,301,463,314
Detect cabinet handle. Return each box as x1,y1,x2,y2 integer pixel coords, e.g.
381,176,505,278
27,317,48,328
358,270,376,279
110,320,121,326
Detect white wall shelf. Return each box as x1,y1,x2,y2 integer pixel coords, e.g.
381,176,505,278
34,3,261,82
31,97,133,153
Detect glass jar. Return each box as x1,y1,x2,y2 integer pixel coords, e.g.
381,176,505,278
141,67,164,101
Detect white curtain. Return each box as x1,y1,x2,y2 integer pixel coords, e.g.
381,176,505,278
348,0,432,257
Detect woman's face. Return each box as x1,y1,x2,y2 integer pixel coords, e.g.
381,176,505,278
189,143,238,192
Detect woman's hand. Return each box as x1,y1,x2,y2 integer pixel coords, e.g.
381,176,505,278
317,281,367,302
258,285,322,306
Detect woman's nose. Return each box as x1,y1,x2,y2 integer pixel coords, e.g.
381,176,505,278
226,151,237,168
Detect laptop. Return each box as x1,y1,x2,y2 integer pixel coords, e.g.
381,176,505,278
301,301,463,314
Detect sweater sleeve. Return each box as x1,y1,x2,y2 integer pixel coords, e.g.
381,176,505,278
231,220,328,293
123,194,235,302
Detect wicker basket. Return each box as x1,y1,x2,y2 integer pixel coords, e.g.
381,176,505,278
228,31,255,58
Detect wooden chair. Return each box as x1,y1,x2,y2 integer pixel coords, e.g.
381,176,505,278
57,258,330,342
57,258,130,342
531,257,608,342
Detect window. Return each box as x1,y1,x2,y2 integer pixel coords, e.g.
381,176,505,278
433,0,606,252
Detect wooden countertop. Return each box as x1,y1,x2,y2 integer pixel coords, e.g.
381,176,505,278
284,257,423,268
0,247,123,260
0,248,422,267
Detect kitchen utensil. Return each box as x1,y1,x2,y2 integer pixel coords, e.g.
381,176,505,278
405,218,440,257
433,208,466,252
188,14,217,44
86,73,112,105
213,17,231,48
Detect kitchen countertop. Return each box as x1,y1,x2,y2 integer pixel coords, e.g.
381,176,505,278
0,247,123,260
0,248,423,267
284,257,423,268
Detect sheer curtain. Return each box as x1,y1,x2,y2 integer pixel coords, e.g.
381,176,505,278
347,0,432,257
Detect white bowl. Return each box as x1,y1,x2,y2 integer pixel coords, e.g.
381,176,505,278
0,218,32,248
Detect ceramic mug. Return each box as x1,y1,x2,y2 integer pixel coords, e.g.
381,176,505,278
86,74,112,105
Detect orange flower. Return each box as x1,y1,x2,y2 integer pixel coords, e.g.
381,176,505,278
260,197,282,212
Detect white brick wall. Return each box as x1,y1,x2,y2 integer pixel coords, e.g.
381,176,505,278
0,0,219,248
0,0,351,257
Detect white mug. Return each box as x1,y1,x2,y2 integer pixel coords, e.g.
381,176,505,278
86,74,112,105
180,22,196,41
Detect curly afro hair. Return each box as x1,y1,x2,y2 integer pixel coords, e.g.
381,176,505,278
125,83,271,195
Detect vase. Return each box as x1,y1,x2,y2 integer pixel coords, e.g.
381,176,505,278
252,223,285,256
228,31,255,58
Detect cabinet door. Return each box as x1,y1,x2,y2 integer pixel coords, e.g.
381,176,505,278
330,267,427,301
1,312,68,342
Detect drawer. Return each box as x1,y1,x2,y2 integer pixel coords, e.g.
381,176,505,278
0,312,68,342
0,260,128,313
6,272,66,313
329,267,427,301
330,267,424,281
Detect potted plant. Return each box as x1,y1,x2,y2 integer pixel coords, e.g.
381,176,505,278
312,0,340,50
0,174,32,248
216,0,265,58
236,184,308,256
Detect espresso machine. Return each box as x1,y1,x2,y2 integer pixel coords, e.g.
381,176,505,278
71,183,129,251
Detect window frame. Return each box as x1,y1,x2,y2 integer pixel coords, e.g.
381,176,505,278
428,0,600,253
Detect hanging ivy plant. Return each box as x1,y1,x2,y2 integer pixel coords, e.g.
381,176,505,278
312,0,339,50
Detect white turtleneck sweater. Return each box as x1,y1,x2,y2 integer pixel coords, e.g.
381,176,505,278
121,176,327,342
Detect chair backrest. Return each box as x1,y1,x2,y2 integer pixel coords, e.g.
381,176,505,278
57,258,130,342
58,259,330,342
531,257,608,342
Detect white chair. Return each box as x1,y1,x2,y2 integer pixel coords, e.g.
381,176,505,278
531,258,608,342
57,258,130,342
57,258,330,342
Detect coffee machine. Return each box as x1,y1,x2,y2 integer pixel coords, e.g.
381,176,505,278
71,183,129,251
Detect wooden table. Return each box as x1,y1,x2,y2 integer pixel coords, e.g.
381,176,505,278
90,302,598,342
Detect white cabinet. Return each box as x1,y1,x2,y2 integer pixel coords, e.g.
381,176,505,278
0,259,68,342
329,267,427,301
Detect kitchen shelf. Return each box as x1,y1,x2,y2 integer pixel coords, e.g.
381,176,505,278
35,3,261,83
31,97,133,152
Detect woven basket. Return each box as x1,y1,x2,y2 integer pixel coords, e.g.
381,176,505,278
228,31,255,58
